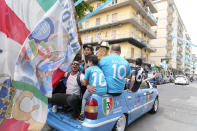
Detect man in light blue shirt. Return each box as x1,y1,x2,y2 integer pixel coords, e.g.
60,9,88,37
98,44,131,96
79,55,107,121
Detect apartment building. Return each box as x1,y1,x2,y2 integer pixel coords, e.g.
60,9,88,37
183,33,192,75
79,0,158,65
191,54,197,75
150,0,192,74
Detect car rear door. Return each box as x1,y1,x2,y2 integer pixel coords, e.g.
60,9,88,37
125,90,142,122
139,82,154,112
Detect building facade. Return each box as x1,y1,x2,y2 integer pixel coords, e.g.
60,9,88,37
79,0,158,65
150,0,192,74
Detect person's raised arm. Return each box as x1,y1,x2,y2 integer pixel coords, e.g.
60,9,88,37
141,73,158,86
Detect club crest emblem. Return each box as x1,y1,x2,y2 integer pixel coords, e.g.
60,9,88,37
103,97,113,115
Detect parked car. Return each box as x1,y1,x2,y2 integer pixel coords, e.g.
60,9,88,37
169,75,174,83
47,82,159,131
174,75,189,85
163,76,170,84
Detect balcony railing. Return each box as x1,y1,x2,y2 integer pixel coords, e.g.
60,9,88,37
166,44,173,50
168,6,174,14
167,36,172,41
178,40,183,45
176,58,183,65
177,46,183,53
166,54,172,59
93,0,157,26
167,16,174,24
130,16,156,39
167,25,173,32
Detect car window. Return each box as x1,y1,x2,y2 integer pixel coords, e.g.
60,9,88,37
140,82,149,89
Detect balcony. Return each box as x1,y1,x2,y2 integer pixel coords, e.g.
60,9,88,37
167,25,173,33
167,36,172,41
167,16,174,24
142,0,157,13
168,6,174,15
177,40,183,45
80,17,156,39
176,58,183,65
166,44,173,50
177,53,182,58
177,46,183,53
166,54,172,59
130,16,156,39
93,0,158,26
168,0,174,5
80,18,130,32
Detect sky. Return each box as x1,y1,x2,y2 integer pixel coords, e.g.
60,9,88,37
174,0,197,55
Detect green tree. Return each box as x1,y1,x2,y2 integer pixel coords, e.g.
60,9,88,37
74,0,106,19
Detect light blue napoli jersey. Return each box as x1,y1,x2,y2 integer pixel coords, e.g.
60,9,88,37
98,55,131,93
84,66,107,95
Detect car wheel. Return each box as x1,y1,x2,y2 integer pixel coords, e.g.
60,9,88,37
113,114,127,131
150,97,159,114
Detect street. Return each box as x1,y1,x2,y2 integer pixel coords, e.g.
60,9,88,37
126,81,197,131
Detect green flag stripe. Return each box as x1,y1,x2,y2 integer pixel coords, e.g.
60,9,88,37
40,41,48,49
12,81,48,104
29,39,38,56
37,0,57,12
51,44,57,50
103,99,107,114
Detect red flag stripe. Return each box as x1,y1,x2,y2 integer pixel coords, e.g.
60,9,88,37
0,0,30,45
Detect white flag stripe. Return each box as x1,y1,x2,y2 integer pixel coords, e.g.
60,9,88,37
0,32,21,76
5,0,45,31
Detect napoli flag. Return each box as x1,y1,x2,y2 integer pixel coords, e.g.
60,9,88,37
0,0,80,131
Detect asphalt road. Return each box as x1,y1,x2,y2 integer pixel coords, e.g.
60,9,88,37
126,81,197,131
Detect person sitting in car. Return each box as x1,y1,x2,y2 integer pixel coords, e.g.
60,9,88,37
129,58,157,92
49,60,84,119
79,55,107,121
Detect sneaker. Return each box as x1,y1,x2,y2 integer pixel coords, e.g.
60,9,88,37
52,105,57,113
70,110,80,120
78,114,85,122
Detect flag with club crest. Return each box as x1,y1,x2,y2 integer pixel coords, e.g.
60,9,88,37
0,0,80,130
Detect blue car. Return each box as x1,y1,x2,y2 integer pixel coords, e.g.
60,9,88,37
47,82,159,131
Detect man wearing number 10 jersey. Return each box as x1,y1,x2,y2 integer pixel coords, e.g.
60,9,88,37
79,55,107,120
98,44,131,95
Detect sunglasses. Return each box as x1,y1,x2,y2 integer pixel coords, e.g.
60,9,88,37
72,62,79,66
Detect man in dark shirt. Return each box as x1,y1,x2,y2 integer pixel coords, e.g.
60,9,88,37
129,58,157,92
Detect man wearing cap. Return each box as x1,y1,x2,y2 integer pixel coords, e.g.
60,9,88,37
96,41,110,61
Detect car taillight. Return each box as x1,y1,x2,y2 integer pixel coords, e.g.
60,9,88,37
174,78,176,80
184,78,186,80
85,98,98,120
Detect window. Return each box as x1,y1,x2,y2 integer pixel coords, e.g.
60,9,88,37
111,29,117,39
106,15,109,21
105,31,108,38
95,32,101,42
112,13,118,22
140,82,150,89
84,35,88,42
112,0,118,5
96,18,100,26
131,48,134,58
85,21,89,28
97,2,101,8
132,30,135,38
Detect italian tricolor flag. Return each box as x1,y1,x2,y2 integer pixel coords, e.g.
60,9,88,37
0,0,79,131
103,97,113,115
0,0,57,77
